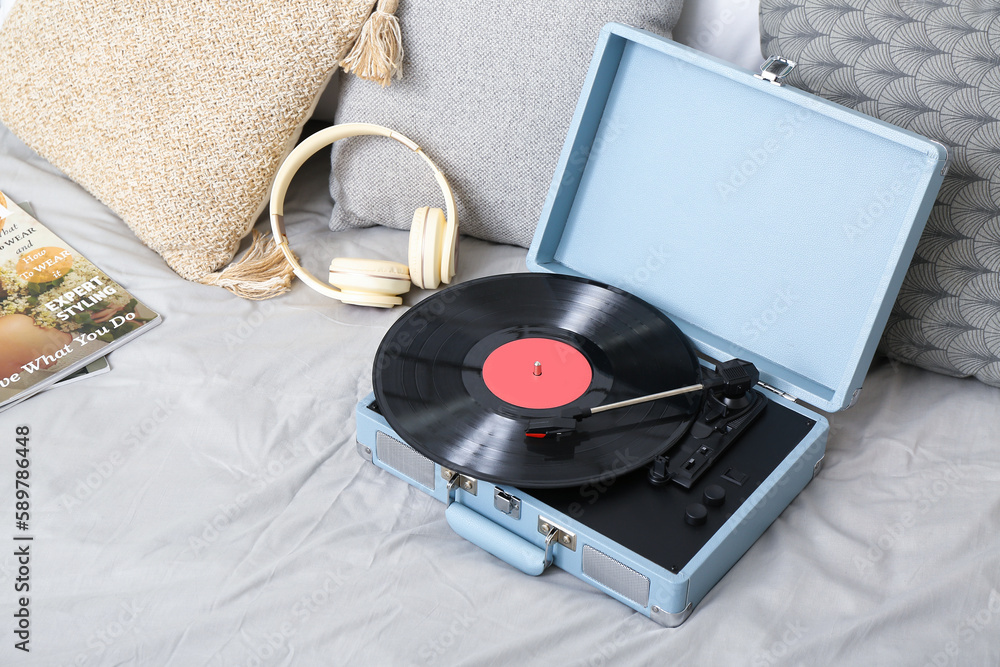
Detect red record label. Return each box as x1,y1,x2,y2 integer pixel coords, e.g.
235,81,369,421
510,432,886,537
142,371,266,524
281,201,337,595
481,337,593,409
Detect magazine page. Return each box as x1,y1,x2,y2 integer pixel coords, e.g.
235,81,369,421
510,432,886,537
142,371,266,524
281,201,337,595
0,190,160,410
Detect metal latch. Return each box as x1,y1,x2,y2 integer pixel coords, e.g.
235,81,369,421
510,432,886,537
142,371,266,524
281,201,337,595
755,56,796,86
494,488,521,519
538,517,576,571
538,517,576,551
442,468,477,507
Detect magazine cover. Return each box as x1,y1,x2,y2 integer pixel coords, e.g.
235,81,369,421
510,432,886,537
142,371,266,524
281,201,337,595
0,190,160,411
13,203,113,393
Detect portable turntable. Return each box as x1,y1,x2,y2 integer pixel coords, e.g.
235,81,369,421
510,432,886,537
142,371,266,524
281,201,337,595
354,24,948,626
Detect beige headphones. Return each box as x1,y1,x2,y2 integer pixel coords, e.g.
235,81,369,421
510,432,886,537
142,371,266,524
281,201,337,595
270,123,458,308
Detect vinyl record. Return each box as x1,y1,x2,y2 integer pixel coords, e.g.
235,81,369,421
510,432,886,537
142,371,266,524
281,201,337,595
372,273,702,488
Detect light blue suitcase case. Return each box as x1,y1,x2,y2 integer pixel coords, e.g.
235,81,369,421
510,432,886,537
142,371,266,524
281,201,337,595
355,23,948,626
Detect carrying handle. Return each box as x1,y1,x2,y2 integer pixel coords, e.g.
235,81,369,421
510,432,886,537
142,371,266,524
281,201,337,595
445,503,557,577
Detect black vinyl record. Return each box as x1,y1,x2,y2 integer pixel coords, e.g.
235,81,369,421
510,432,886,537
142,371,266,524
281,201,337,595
372,273,702,488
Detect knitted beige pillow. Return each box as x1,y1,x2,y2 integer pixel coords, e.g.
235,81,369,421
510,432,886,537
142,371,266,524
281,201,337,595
0,0,383,298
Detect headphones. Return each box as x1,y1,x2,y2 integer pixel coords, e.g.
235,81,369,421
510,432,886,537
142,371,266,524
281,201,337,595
270,123,458,308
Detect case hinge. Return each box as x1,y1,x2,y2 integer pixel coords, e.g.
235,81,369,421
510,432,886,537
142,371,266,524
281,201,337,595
755,56,796,86
757,381,797,403
847,388,862,408
930,140,950,176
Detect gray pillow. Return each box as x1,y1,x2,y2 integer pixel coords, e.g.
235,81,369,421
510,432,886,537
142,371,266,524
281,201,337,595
761,0,1000,388
329,1,684,248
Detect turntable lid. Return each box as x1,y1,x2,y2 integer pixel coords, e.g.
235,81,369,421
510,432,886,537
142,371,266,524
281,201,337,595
527,23,947,413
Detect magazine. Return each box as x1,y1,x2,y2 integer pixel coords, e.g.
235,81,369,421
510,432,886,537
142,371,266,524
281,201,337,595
54,356,111,388
13,203,112,393
0,191,160,412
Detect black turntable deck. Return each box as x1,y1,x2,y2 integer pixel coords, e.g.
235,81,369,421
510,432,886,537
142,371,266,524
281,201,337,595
359,271,827,626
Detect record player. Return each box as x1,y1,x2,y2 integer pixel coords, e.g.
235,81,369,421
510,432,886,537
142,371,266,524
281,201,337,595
354,24,948,626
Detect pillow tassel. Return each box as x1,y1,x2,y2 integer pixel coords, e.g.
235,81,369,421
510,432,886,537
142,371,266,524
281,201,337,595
199,230,295,300
341,0,404,87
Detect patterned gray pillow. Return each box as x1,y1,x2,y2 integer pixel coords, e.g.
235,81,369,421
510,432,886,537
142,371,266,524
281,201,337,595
328,1,684,248
761,0,1000,387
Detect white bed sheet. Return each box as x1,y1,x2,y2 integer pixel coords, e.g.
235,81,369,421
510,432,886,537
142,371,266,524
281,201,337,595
0,3,998,665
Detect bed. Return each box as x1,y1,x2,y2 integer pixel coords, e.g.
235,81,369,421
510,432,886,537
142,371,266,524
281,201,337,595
1,2,999,665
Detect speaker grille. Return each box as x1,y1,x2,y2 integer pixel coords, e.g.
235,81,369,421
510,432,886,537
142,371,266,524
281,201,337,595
376,431,435,490
581,545,650,607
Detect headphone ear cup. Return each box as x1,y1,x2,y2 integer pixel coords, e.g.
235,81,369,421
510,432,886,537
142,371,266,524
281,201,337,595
409,207,446,290
328,257,411,307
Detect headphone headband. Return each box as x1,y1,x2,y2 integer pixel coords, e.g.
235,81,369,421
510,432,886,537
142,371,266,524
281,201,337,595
269,123,458,300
